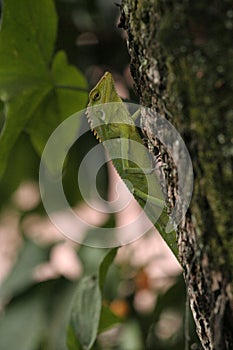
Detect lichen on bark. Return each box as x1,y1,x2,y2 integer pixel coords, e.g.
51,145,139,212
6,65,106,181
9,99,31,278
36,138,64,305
120,0,233,349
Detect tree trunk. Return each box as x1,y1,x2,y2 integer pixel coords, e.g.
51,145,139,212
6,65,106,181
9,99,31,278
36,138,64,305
119,1,233,349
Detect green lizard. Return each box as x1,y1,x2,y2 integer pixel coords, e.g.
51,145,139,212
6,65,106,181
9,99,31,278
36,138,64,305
86,72,178,258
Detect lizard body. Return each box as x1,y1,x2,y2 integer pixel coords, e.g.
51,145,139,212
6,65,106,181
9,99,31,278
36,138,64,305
86,72,178,257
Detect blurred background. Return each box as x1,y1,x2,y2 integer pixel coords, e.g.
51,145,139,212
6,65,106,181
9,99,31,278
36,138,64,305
0,0,201,349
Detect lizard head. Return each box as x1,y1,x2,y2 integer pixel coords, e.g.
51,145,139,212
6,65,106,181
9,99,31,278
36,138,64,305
88,72,122,107
86,72,125,141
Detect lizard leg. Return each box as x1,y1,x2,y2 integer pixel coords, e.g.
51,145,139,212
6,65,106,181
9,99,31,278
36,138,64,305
124,166,156,175
131,109,141,122
121,138,155,174
132,188,165,209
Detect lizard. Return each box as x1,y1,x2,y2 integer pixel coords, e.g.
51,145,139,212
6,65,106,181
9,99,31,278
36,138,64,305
86,72,178,258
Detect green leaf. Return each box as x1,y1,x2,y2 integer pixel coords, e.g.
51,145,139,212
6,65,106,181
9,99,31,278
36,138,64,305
98,305,120,334
98,248,118,291
0,0,57,178
0,240,50,302
68,275,101,350
66,324,82,350
51,50,88,117
0,289,48,350
0,100,4,131
67,249,118,350
119,321,144,350
27,50,88,156
45,283,77,350
0,0,88,179
0,87,51,178
0,0,57,100
0,133,40,206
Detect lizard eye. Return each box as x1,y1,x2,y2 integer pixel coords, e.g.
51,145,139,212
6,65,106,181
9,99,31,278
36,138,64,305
92,91,101,101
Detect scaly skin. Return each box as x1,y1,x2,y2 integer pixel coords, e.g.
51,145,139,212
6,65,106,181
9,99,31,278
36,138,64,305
86,72,178,257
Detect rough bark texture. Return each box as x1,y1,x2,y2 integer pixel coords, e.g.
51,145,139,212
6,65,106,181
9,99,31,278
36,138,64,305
119,1,233,349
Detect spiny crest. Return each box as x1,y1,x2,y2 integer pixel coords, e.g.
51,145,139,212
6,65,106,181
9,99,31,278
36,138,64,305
85,109,102,142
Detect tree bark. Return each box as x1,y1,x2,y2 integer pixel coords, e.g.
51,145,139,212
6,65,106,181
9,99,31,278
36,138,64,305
119,1,233,349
